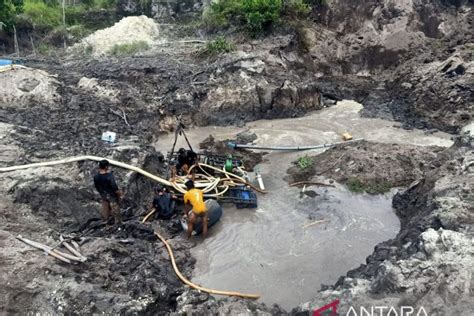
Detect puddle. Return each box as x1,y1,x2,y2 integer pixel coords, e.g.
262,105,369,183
189,155,399,309
154,100,452,309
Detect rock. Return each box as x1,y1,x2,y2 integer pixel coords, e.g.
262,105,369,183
439,56,465,75
400,82,412,89
237,59,265,74
151,0,204,21
116,0,143,14
322,97,337,106
235,130,257,144
77,77,119,101
255,80,276,113
461,122,474,139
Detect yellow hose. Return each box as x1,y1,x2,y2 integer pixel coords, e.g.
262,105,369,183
197,163,267,194
0,155,172,186
154,231,260,299
142,209,156,223
0,156,262,197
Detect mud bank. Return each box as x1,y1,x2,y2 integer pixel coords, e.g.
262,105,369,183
286,141,445,194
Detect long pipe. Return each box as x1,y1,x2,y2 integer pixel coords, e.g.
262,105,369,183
154,231,260,299
227,138,364,151
0,156,261,197
0,155,172,186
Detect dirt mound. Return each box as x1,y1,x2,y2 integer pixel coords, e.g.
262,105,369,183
73,15,159,56
0,67,59,107
286,141,444,194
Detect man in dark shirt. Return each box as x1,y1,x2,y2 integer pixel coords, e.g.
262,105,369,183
93,159,123,225
151,185,177,219
172,148,198,180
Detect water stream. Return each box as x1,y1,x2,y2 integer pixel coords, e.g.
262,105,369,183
155,100,452,309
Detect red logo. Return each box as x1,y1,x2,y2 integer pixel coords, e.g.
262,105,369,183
313,299,340,316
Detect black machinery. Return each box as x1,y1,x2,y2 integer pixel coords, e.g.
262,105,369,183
165,121,258,209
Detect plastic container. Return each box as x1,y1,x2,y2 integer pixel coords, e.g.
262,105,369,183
101,131,116,143
0,59,12,66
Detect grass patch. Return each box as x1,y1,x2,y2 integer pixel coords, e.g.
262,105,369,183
38,42,51,54
346,178,392,194
297,155,313,170
67,24,92,39
109,41,150,56
84,44,93,55
197,37,235,58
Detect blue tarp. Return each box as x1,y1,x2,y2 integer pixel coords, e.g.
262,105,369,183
0,59,13,66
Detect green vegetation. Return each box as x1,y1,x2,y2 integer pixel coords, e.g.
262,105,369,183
84,44,93,55
346,178,392,194
67,24,91,39
6,0,118,34
22,0,61,28
242,0,282,35
291,21,311,52
37,42,50,54
204,0,283,36
0,0,24,31
297,155,313,170
197,37,235,58
109,41,150,56
203,0,323,37
20,0,115,29
282,0,311,18
83,0,118,10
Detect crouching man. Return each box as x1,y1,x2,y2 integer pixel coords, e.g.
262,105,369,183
183,180,208,238
152,185,177,220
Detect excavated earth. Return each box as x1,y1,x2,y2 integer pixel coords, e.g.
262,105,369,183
0,0,473,314
286,141,446,193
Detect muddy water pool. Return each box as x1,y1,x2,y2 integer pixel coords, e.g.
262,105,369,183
155,100,452,309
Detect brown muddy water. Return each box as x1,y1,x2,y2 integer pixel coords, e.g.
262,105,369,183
155,101,452,309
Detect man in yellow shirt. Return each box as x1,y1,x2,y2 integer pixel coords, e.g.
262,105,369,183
183,179,208,238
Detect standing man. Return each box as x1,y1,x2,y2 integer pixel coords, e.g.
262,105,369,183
93,159,123,225
183,179,208,238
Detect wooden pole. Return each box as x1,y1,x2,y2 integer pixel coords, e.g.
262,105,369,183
13,24,20,57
